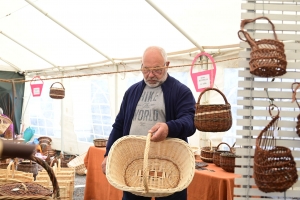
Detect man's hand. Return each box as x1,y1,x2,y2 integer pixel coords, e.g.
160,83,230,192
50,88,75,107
101,156,107,175
148,122,168,142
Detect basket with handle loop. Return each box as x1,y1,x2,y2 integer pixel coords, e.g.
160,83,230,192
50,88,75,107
253,104,298,193
194,87,232,132
238,16,287,77
49,82,65,99
212,142,232,167
106,133,195,197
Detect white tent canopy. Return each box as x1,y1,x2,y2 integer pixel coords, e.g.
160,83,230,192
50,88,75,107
0,0,241,73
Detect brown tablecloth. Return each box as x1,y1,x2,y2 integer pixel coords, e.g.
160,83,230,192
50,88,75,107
84,146,240,200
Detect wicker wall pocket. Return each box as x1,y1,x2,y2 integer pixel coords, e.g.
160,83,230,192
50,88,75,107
238,16,287,77
291,82,300,137
253,104,298,193
49,82,65,99
212,142,233,167
200,139,217,163
195,88,232,132
106,133,195,197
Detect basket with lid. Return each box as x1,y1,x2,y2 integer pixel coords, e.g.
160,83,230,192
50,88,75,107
106,133,195,197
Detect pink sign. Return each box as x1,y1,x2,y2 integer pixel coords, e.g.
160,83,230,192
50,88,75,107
190,52,216,92
30,76,44,97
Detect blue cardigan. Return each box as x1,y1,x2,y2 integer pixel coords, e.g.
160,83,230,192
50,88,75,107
104,74,196,156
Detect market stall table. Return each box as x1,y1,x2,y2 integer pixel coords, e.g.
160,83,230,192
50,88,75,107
84,146,240,200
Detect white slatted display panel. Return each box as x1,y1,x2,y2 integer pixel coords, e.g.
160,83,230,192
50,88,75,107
235,1,300,199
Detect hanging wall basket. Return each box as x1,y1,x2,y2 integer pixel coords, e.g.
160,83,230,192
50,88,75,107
49,82,65,99
238,16,287,77
30,76,44,97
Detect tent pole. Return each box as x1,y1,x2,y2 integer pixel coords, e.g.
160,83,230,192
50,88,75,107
25,0,115,65
0,56,21,71
146,0,205,52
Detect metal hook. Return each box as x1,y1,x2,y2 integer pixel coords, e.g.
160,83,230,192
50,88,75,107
264,88,274,106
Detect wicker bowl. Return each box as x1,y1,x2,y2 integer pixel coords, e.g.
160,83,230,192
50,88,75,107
93,139,107,147
106,133,195,197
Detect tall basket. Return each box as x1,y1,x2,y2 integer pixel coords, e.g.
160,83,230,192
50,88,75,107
253,104,298,192
238,16,287,77
106,133,195,197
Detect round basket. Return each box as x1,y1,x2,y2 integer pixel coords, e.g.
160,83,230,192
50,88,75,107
67,152,87,176
220,152,241,173
200,140,217,163
212,142,231,167
93,139,107,147
106,133,195,197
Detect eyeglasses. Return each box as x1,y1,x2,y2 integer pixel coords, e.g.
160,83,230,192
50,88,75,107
141,62,169,75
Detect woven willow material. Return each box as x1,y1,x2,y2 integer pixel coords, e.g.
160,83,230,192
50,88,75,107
194,88,232,132
238,16,287,77
220,152,241,173
291,82,300,137
93,139,107,147
67,152,87,175
254,105,298,193
0,156,59,199
106,133,195,197
212,142,231,167
0,116,12,134
49,82,65,99
200,140,217,163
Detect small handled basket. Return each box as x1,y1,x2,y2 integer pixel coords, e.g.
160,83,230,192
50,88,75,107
220,152,241,173
238,16,287,77
212,142,232,167
194,88,232,132
0,155,59,199
253,104,298,193
106,133,195,197
200,139,217,163
49,82,65,99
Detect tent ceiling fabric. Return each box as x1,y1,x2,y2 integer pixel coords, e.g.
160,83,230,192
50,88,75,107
0,0,241,73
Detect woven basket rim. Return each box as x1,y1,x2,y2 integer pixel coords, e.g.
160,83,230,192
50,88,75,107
106,134,195,197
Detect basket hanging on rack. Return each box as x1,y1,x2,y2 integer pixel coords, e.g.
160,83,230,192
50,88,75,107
106,133,195,197
238,16,287,77
194,88,232,132
291,82,300,137
253,104,298,193
49,82,65,99
200,139,217,163
0,116,12,135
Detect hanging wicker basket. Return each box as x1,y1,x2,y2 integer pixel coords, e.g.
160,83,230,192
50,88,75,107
106,133,195,197
253,104,298,193
194,88,232,132
49,82,65,99
238,16,287,77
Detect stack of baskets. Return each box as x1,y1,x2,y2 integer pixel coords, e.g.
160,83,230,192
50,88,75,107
106,133,195,197
67,152,87,176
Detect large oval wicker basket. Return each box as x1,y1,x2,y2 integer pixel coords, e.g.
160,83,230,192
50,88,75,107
106,133,195,197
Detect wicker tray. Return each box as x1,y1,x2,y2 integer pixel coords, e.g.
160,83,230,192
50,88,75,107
106,133,195,197
67,152,87,175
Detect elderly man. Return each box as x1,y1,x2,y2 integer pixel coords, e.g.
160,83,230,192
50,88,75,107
102,46,196,200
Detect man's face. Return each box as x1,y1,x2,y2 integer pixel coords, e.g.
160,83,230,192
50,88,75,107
141,50,168,87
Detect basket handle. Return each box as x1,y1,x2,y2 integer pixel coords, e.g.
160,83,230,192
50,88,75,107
142,132,152,193
196,88,229,105
216,142,231,151
291,82,300,109
240,16,278,40
50,82,65,89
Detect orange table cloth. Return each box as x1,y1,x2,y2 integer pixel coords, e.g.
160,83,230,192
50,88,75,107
84,146,239,200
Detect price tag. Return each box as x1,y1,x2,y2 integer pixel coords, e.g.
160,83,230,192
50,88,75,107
197,74,210,89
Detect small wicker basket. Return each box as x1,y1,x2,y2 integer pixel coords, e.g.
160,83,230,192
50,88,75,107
212,142,232,167
220,152,241,173
200,139,217,163
0,116,12,135
93,139,107,147
106,133,195,197
67,152,87,176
